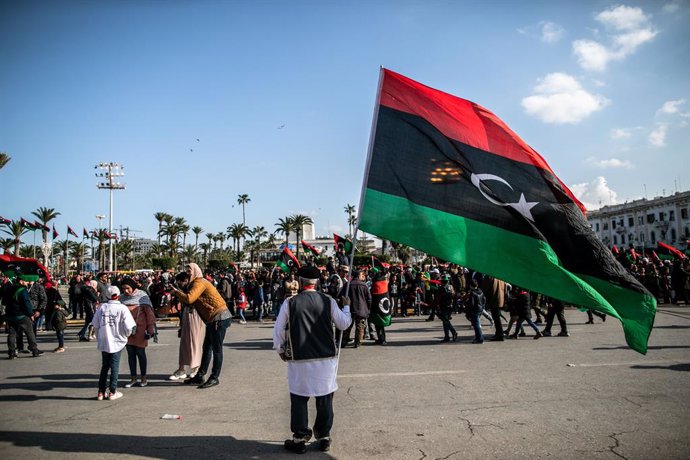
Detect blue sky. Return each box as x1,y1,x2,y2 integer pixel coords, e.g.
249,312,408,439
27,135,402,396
1,0,689,245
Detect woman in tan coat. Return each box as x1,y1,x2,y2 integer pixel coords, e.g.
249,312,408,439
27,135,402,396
171,263,231,389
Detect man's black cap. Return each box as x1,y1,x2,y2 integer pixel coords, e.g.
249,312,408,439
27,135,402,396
298,265,321,280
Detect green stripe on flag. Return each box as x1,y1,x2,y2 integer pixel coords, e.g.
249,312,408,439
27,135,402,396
359,188,655,353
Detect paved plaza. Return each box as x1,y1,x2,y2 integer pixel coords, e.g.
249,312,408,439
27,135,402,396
1,305,689,459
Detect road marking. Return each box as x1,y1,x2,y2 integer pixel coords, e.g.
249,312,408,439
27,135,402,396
571,360,679,367
339,370,466,378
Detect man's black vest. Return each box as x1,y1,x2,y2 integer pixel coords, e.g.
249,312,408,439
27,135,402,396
287,290,336,361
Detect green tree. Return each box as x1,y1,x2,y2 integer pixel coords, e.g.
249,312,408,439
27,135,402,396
237,194,251,226
198,242,210,267
274,216,294,250
154,212,172,246
344,204,356,236
54,239,72,276
69,242,87,273
116,239,134,270
227,223,250,255
290,214,314,260
2,220,28,254
31,207,61,265
192,226,203,250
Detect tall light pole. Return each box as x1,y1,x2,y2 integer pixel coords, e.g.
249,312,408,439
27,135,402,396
96,162,125,272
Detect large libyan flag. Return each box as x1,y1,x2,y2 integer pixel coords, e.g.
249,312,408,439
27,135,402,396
358,69,656,354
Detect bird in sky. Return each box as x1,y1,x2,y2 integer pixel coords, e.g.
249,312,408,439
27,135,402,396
277,124,285,129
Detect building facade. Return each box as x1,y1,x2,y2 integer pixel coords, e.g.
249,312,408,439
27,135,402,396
587,191,690,252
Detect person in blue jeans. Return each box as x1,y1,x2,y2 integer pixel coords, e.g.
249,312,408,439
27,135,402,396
92,286,136,401
465,279,486,344
509,287,542,340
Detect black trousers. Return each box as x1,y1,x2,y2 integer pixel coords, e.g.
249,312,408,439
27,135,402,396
7,317,38,355
489,306,504,337
290,392,334,440
544,302,567,333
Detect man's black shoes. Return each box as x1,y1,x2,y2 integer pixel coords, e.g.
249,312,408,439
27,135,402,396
318,438,331,452
32,349,44,357
284,439,307,454
198,378,219,389
184,374,205,385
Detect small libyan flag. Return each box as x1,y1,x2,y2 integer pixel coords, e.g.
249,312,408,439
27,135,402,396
0,216,12,225
301,240,320,256
276,247,300,272
657,241,685,260
52,225,59,239
333,234,353,253
83,228,89,238
68,226,78,238
228,262,238,274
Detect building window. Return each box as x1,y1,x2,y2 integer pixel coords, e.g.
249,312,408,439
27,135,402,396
613,235,618,245
612,220,616,229
621,234,626,244
670,210,675,221
681,208,688,219
650,231,656,243
659,212,666,222
628,217,634,227
638,216,644,225
671,229,677,241
595,223,600,231
647,214,655,224
640,232,645,242
686,227,689,237
629,233,634,243
603,223,609,230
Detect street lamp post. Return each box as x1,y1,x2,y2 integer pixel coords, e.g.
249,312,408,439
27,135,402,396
95,162,125,272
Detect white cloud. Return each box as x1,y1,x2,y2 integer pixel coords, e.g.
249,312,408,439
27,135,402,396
587,157,634,169
572,5,657,71
595,5,649,31
569,176,619,210
610,128,632,139
573,39,612,71
521,73,609,124
656,98,687,116
648,124,668,147
518,20,565,44
541,21,565,43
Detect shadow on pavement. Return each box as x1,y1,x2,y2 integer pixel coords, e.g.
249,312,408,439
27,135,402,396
592,345,690,351
630,363,690,372
0,431,335,459
226,339,273,350
653,325,690,329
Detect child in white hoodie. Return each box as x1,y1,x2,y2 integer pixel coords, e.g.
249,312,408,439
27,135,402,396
92,286,136,401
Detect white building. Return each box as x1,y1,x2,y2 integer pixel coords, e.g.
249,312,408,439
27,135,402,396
587,191,690,251
132,238,156,256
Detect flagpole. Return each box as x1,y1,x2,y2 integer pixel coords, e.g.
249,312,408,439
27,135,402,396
334,67,385,383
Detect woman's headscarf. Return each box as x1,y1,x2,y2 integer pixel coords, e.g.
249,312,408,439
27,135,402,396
186,263,204,282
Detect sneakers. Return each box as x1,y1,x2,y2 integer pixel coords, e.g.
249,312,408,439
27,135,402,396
284,439,307,454
97,392,104,401
239,320,246,324
138,379,148,387
32,349,44,357
534,331,543,340
451,331,458,342
558,331,570,337
108,391,123,401
169,370,188,381
78,336,90,342
8,353,18,360
54,347,65,353
124,379,137,388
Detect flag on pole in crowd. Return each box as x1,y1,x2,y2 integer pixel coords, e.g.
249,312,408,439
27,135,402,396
275,247,300,272
0,254,51,282
371,255,390,272
301,240,320,256
333,234,353,254
228,262,238,274
52,225,59,239
0,216,11,225
357,68,656,354
83,228,89,238
611,245,619,255
20,218,36,230
651,251,660,263
68,226,78,238
35,221,49,232
657,241,685,260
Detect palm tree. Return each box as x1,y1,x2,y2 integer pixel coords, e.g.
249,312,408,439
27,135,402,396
1,237,15,254
198,242,210,266
174,217,188,246
116,239,134,270
93,229,109,270
215,232,226,251
344,204,356,236
70,242,87,273
348,215,357,238
154,212,172,245
192,226,203,249
237,194,251,226
274,217,294,250
290,214,314,260
0,152,10,170
2,220,28,254
31,207,61,264
227,223,250,255
182,245,197,265
53,239,71,276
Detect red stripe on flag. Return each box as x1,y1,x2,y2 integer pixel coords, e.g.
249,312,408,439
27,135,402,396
379,69,585,214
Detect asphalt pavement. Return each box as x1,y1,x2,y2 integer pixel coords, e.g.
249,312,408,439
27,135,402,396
1,305,689,459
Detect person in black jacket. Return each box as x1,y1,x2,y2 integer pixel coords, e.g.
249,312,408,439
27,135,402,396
508,287,542,340
3,272,44,358
341,270,371,348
